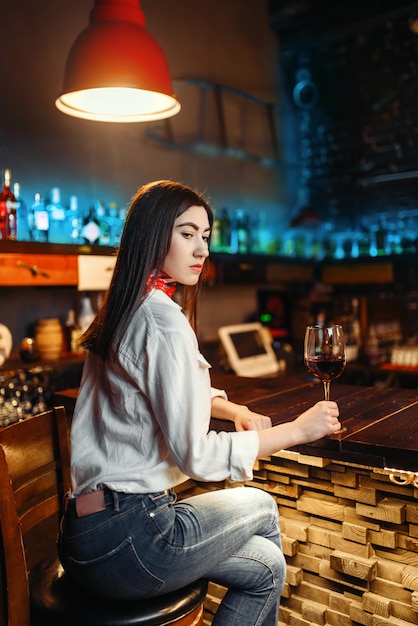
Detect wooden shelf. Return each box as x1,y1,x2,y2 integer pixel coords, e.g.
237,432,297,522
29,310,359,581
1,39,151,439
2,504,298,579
0,253,78,286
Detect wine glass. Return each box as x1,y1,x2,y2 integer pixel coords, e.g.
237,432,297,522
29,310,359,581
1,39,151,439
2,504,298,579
304,324,346,432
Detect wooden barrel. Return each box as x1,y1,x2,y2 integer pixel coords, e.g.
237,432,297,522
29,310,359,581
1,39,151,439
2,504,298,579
35,318,63,361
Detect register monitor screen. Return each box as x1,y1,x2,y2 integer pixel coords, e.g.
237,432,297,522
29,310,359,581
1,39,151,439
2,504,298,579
218,322,279,377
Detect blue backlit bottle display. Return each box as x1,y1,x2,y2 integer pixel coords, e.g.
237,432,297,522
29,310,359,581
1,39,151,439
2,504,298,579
2,174,417,257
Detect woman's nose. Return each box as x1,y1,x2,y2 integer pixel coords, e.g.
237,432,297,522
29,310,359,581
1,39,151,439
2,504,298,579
195,238,209,257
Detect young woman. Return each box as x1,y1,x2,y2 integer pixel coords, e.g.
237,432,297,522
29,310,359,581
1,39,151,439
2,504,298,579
58,180,340,626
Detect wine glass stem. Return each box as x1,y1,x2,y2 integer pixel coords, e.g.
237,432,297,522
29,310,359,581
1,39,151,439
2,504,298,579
323,380,331,401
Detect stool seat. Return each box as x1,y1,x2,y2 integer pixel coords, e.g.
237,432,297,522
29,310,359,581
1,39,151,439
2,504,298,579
30,554,208,626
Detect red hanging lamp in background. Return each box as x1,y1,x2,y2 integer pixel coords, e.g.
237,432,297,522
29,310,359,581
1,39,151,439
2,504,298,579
55,0,181,123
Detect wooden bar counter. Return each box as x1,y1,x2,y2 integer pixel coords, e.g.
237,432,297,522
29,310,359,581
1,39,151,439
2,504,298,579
205,372,418,626
210,371,418,473
56,373,418,626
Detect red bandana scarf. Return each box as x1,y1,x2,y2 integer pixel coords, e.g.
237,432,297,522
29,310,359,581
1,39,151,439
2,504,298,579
146,271,177,298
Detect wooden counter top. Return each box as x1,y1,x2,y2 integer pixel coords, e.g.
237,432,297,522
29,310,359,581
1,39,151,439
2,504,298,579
55,369,418,473
210,371,418,472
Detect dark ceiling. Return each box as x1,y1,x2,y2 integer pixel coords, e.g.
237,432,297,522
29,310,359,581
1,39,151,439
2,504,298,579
268,0,418,46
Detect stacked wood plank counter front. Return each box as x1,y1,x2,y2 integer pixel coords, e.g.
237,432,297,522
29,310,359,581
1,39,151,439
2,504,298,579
202,373,418,626
55,372,418,626
245,451,418,626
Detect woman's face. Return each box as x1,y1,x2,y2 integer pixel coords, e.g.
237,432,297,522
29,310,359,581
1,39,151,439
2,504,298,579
163,205,210,285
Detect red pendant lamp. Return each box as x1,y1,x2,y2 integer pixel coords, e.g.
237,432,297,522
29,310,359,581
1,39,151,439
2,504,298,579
55,0,181,123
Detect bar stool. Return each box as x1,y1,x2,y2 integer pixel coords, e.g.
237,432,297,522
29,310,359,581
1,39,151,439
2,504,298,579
0,406,207,626
30,555,207,625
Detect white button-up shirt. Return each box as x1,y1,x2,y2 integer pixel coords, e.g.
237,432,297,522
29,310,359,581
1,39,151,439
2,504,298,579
70,289,259,495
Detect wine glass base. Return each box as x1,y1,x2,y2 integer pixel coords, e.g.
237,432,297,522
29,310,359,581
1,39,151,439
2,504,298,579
332,426,347,436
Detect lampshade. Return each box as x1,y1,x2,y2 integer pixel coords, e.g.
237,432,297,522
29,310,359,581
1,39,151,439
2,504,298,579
55,0,181,123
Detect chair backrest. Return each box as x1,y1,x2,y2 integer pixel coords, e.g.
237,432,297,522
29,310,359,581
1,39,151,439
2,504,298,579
0,406,71,626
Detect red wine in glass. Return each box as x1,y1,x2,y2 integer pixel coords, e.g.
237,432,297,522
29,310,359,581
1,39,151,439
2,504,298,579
304,324,347,432
305,355,346,383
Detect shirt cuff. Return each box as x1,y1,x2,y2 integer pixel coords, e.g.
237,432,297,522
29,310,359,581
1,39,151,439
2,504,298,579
229,430,259,482
210,386,228,401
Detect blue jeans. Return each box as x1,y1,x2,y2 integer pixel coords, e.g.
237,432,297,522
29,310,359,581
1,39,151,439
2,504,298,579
58,486,285,626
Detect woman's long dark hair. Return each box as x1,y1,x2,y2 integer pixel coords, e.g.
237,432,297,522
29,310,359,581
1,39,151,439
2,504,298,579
81,180,213,360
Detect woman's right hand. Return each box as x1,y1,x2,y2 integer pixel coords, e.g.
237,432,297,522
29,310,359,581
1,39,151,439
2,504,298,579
257,400,340,459
292,401,341,443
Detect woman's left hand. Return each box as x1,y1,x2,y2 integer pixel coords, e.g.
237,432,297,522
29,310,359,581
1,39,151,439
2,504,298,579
234,408,272,432
210,396,272,431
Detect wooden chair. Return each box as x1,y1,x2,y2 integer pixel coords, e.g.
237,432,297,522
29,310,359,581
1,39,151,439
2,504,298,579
0,407,207,626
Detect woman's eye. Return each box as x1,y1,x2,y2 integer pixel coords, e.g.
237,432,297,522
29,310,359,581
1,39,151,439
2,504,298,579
203,236,210,244
182,232,193,239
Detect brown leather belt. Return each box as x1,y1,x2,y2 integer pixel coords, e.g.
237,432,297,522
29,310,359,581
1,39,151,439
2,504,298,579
74,490,106,517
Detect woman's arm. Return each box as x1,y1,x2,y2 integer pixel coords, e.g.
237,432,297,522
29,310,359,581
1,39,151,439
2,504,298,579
211,395,272,430
256,400,340,458
211,395,341,459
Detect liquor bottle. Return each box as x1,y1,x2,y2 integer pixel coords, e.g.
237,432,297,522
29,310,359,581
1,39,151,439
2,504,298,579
63,308,82,355
254,211,270,254
118,204,128,237
210,210,222,252
78,293,95,333
47,187,67,244
95,200,111,246
13,182,30,241
32,193,49,242
107,201,123,246
26,195,35,241
68,195,82,244
0,183,7,239
81,207,101,245
237,210,250,254
0,169,18,240
219,208,231,252
230,209,249,254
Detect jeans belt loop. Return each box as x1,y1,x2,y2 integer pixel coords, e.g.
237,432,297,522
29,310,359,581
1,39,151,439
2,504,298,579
111,489,120,512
